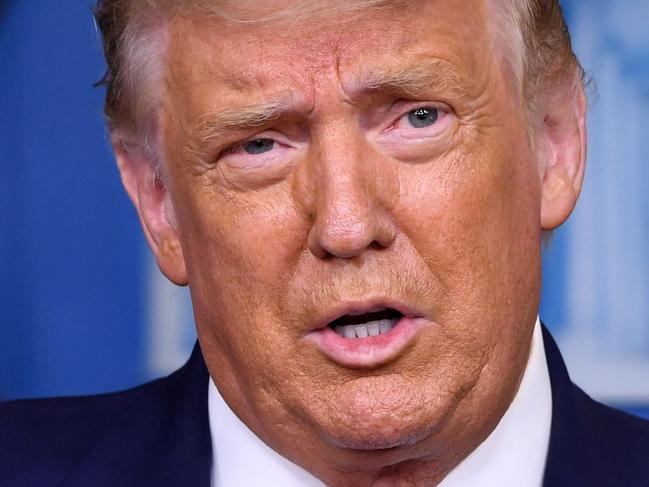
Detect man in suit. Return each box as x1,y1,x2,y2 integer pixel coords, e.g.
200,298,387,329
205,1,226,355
2,0,648,485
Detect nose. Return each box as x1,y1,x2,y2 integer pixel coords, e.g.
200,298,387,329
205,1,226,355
303,130,397,260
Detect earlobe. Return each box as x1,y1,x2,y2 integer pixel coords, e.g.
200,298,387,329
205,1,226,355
540,85,587,231
541,166,578,229
156,232,188,286
113,140,189,286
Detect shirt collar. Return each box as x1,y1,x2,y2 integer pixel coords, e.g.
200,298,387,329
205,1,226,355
208,318,551,486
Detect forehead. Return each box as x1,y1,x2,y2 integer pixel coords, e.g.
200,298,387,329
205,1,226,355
163,1,494,117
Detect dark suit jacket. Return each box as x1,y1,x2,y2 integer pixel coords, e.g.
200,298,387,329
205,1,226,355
1,328,648,486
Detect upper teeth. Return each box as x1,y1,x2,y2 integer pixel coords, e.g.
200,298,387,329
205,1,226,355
334,318,398,339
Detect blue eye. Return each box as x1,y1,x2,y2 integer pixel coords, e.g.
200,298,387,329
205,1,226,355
243,139,275,155
407,107,439,128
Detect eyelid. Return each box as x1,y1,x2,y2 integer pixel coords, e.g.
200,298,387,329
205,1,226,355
398,101,450,117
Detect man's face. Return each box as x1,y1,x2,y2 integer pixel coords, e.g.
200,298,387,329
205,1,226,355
161,0,542,480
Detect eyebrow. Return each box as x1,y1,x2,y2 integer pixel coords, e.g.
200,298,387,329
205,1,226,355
193,98,294,145
355,57,469,100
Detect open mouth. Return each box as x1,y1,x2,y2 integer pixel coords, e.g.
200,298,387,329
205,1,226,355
327,308,403,339
308,303,427,368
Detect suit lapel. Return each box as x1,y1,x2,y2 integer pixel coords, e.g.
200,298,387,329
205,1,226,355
62,343,213,487
147,343,212,487
541,325,586,486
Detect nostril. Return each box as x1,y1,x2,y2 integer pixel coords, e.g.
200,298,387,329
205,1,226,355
368,240,387,252
308,221,393,260
308,226,373,259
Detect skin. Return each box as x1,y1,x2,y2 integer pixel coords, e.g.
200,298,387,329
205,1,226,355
115,1,587,485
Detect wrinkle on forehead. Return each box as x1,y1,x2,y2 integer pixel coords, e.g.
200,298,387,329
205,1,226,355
168,0,493,77
189,0,419,24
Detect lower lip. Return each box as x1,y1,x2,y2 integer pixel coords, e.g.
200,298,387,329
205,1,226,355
305,317,428,369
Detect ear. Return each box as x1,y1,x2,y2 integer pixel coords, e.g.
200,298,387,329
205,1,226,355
539,84,587,230
113,140,188,286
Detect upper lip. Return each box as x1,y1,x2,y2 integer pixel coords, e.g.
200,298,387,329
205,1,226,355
310,297,422,332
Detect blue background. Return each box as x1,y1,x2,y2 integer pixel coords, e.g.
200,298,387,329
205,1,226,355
0,0,144,398
1,1,648,418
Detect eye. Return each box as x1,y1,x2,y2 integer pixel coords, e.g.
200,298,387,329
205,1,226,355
243,138,275,155
383,104,450,137
406,107,439,128
217,133,294,173
378,103,453,160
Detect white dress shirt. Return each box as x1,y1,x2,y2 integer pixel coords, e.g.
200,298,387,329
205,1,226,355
209,318,552,486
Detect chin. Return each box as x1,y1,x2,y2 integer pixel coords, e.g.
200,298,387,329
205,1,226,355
308,378,451,453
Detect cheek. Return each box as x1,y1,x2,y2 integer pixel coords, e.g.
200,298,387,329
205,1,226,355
395,132,542,328
172,179,314,380
178,181,304,289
